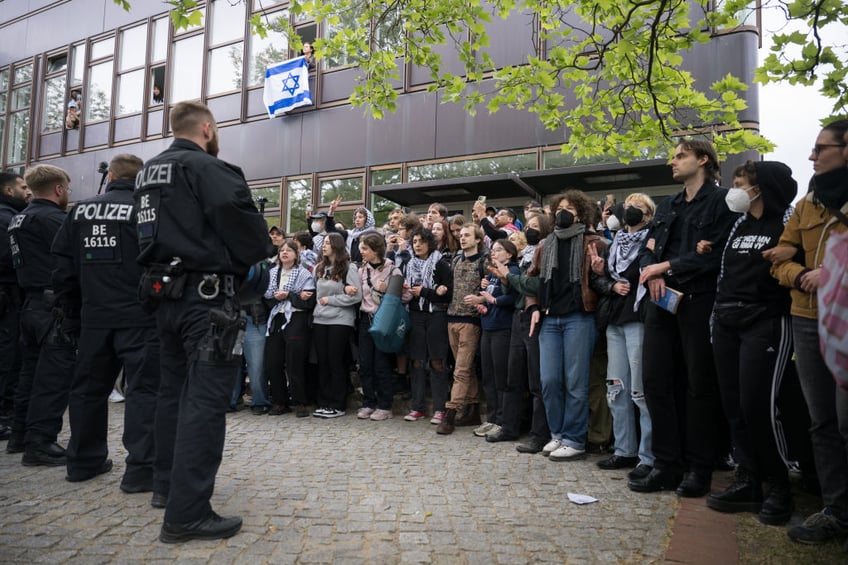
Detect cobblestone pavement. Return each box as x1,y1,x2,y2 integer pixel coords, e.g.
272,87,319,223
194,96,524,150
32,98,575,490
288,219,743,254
0,404,679,564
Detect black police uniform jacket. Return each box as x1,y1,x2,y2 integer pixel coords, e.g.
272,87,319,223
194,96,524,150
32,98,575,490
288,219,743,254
0,194,27,286
134,138,273,275
8,198,66,292
52,179,153,328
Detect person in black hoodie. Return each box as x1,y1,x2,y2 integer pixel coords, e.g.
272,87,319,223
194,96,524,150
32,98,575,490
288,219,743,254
703,160,798,526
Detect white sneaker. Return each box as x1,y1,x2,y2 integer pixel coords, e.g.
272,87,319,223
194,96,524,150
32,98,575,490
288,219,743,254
323,409,346,419
370,409,393,421
542,439,562,456
312,407,332,418
108,389,125,403
357,407,375,419
473,422,496,437
485,424,503,437
549,445,587,461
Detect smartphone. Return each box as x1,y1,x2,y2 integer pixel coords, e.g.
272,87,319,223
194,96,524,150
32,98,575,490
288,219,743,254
306,204,313,213
477,195,487,204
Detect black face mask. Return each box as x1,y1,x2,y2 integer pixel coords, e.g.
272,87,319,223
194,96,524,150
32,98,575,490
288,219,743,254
555,210,575,229
813,167,848,211
624,206,644,227
525,227,541,245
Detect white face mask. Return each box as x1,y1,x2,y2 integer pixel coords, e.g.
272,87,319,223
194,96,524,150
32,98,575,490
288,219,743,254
606,215,621,231
311,221,323,233
725,186,758,214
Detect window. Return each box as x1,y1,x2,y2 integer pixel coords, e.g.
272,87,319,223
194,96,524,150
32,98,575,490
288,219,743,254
324,4,365,69
207,0,246,95
407,153,537,182
116,25,147,115
42,53,67,132
70,44,85,85
8,62,33,164
0,69,8,164
319,176,362,204
171,35,203,103
543,149,616,169
247,14,289,87
286,177,313,233
86,61,113,122
151,17,169,62
86,37,114,122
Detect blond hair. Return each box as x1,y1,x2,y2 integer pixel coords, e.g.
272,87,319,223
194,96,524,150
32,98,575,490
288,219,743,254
24,164,70,196
624,193,656,217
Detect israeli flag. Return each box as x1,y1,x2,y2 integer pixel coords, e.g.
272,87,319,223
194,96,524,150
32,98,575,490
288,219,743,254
263,56,312,118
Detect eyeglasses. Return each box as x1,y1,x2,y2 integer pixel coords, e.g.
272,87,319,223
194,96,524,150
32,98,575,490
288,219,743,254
812,144,846,156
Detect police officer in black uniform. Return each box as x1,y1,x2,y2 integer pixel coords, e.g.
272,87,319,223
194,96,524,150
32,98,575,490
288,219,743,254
52,154,160,488
7,164,76,465
0,172,31,441
134,101,273,543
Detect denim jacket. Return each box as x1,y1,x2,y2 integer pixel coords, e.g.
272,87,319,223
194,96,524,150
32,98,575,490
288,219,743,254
639,182,739,294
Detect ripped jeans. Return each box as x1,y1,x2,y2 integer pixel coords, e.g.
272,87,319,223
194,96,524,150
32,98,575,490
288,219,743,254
606,321,653,466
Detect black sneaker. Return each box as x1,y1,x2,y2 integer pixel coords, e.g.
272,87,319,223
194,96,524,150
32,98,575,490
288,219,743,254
67,459,113,483
758,482,793,526
628,464,653,481
251,405,270,415
516,438,546,454
159,511,242,543
597,455,639,470
788,508,848,544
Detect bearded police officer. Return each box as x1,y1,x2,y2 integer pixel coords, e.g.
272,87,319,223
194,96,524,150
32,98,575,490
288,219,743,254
0,173,31,440
52,154,160,489
7,165,76,465
135,101,273,543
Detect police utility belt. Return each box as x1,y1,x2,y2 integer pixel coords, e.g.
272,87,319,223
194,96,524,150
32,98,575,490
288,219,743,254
139,258,237,302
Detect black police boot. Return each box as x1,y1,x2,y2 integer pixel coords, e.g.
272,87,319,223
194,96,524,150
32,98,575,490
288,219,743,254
758,480,794,525
628,468,683,493
66,459,113,482
159,511,242,543
706,467,762,513
22,442,67,467
676,471,712,498
6,430,25,454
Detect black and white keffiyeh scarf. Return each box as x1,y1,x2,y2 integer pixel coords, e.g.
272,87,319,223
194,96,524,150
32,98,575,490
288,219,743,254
265,264,315,334
608,228,649,283
405,250,442,312
346,208,376,251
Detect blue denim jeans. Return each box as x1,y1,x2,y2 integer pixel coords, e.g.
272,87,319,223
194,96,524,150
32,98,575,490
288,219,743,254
232,315,270,408
606,321,653,465
792,315,848,514
539,312,596,449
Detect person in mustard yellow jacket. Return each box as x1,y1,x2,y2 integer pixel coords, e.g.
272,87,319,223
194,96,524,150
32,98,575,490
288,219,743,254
770,119,848,546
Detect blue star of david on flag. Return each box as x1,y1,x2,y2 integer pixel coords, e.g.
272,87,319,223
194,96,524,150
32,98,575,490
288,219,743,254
263,56,313,118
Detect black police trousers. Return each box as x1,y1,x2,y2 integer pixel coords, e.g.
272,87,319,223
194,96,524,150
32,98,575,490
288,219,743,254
0,293,21,421
67,326,160,486
642,292,720,476
13,295,75,446
153,290,241,524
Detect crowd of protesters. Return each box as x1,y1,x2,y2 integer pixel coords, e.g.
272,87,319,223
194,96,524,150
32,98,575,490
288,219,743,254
2,126,847,549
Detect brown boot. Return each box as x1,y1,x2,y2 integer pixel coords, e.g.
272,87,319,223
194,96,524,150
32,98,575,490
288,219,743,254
454,403,481,427
436,409,457,435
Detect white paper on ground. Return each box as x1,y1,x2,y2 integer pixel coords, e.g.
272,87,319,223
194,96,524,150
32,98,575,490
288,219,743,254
567,493,598,505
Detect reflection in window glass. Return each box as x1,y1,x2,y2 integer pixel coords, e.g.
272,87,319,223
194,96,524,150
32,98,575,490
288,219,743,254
252,186,282,211
47,54,68,74
254,0,286,9
325,10,364,69
332,210,353,229
374,5,403,51
0,69,8,91
91,37,115,60
210,0,246,45
407,153,536,182
174,7,205,34
543,150,616,169
247,18,289,86
207,43,244,95
42,76,67,132
0,116,6,164
71,44,85,85
371,168,401,185
14,64,32,84
86,61,114,122
171,35,203,103
8,112,29,163
370,194,399,228
319,177,362,204
120,25,147,71
286,178,312,233
151,18,169,62
11,86,31,111
117,69,144,115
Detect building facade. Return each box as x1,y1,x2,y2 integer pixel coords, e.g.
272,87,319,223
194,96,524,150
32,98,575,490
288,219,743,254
0,0,761,230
